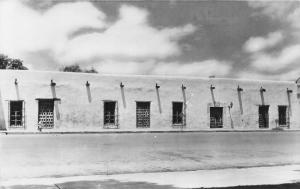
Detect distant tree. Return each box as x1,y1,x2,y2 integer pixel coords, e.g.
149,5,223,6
0,54,28,70
0,54,9,69
7,59,28,70
60,64,98,74
84,67,98,74
60,64,82,72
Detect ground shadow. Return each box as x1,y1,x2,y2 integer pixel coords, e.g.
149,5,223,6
57,179,182,189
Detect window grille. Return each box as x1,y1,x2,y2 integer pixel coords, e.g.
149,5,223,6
103,101,118,129
210,107,223,128
259,105,269,128
8,100,25,128
38,99,54,128
136,102,150,128
172,102,185,126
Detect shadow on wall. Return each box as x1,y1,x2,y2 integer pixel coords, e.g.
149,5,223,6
86,81,92,103
120,82,126,108
260,87,266,105
156,83,162,113
0,90,7,130
51,84,61,120
287,89,292,116
15,79,20,100
237,86,244,115
210,85,216,106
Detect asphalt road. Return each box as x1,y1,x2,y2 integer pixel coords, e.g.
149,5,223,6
1,131,300,181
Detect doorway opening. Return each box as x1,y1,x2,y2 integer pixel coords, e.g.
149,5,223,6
278,105,288,126
172,102,184,125
104,101,118,128
259,105,269,128
210,107,223,128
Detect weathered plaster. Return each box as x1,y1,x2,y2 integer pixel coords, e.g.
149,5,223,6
0,70,299,132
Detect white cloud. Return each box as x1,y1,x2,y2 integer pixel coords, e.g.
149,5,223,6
248,1,297,20
0,0,106,58
96,60,156,75
0,0,231,78
151,60,231,77
95,59,231,77
250,44,300,72
243,31,283,53
59,5,196,64
0,1,196,67
244,2,300,76
238,68,300,81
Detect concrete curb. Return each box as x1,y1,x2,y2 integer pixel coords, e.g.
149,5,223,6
1,129,300,135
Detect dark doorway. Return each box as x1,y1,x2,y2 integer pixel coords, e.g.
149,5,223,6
278,106,288,126
136,102,150,128
259,105,269,128
172,102,184,125
104,101,117,127
210,107,223,128
9,100,24,127
38,99,54,128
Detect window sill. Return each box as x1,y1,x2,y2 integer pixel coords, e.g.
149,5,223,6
279,125,289,127
9,126,25,129
103,125,119,129
172,124,185,127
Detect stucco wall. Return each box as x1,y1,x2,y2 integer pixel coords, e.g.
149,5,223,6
0,70,299,132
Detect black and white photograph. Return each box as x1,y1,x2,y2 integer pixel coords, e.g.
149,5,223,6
1,0,300,188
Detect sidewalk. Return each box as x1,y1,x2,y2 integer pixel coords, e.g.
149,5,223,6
2,165,300,188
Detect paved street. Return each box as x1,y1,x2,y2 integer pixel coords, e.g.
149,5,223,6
1,131,300,181
2,164,300,188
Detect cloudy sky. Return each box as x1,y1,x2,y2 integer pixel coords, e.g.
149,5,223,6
0,0,300,81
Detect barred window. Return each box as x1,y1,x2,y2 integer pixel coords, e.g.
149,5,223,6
136,102,151,128
259,105,269,128
172,102,184,125
104,101,118,128
210,107,223,128
38,99,54,128
9,100,25,128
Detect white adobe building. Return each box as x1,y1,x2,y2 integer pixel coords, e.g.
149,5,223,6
0,70,299,133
